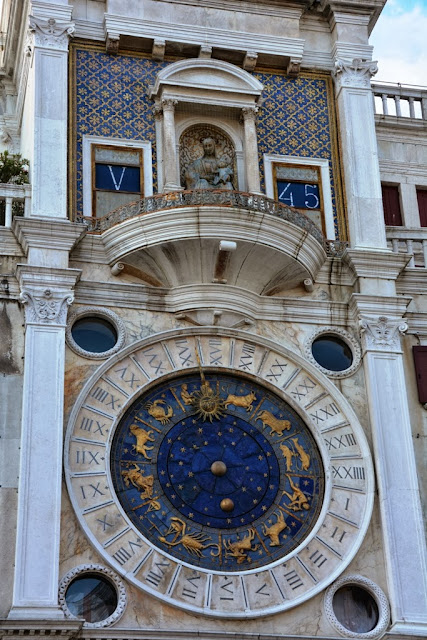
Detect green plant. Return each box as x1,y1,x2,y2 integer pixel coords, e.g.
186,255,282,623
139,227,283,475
0,150,29,184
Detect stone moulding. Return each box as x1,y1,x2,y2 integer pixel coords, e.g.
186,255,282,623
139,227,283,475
324,574,390,639
58,563,127,628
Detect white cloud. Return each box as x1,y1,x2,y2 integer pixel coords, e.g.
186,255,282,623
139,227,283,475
370,5,427,85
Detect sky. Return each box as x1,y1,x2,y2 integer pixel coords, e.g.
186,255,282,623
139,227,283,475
370,0,427,86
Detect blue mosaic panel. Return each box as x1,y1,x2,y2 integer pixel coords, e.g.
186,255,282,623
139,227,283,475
111,373,324,572
73,46,166,216
73,47,342,236
254,71,340,237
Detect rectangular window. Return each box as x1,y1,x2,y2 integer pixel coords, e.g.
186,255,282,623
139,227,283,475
264,155,335,237
273,163,323,233
417,189,427,227
382,184,402,226
413,346,427,403
92,145,144,218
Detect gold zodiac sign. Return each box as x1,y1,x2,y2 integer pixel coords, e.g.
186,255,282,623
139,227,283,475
121,462,154,499
145,399,174,425
279,443,294,471
129,424,155,459
224,390,256,412
159,517,219,558
181,383,194,406
261,511,289,546
279,439,311,472
223,528,259,564
256,409,291,436
292,437,310,470
282,475,310,512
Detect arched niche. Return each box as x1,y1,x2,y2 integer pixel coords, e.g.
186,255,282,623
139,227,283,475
150,59,263,194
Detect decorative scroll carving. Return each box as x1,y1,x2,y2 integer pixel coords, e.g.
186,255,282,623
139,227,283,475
28,15,75,51
359,315,408,352
20,287,74,325
333,58,378,90
180,124,236,190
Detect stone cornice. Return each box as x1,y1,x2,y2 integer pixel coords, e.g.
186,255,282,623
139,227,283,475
74,280,349,325
104,13,305,61
396,268,427,295
349,293,412,323
152,0,307,19
375,114,427,133
13,217,86,255
343,249,410,281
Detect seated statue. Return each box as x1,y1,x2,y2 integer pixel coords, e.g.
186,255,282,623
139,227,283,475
184,137,234,190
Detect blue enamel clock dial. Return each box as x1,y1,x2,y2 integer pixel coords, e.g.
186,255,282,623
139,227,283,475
111,373,324,571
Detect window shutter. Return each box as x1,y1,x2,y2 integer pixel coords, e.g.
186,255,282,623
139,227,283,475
413,346,427,403
382,185,402,226
417,189,427,227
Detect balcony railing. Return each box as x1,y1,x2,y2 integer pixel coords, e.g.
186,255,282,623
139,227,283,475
386,227,427,267
372,82,427,121
0,183,31,227
76,188,348,256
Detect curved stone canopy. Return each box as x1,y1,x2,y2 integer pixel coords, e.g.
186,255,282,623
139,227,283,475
98,205,327,295
149,58,263,107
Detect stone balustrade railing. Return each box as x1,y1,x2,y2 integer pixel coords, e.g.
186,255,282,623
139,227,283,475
76,188,349,257
386,226,427,267
372,82,427,120
0,183,31,227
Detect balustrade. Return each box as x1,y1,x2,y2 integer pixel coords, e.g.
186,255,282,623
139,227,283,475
0,183,31,227
372,82,427,120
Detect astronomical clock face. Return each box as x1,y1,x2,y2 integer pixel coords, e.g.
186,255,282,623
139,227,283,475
65,329,373,618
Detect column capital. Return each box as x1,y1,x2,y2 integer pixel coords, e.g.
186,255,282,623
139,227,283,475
333,57,378,91
28,15,75,51
161,98,178,112
16,265,81,327
359,315,408,353
241,105,259,122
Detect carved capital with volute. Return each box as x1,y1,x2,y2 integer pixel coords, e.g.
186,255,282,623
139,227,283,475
359,315,408,353
28,15,75,51
333,58,378,91
241,106,259,123
20,286,74,326
161,98,178,113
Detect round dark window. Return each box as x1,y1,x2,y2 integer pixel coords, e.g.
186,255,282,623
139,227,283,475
333,585,379,633
311,334,353,372
65,574,118,623
71,317,118,354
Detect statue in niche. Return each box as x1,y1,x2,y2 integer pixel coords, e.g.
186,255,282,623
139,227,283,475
180,125,236,191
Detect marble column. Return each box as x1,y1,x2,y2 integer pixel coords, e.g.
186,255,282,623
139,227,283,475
333,59,387,250
355,304,427,635
161,98,181,192
7,266,81,620
242,106,261,194
28,11,74,218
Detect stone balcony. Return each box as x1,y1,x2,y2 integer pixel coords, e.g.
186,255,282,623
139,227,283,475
74,189,339,295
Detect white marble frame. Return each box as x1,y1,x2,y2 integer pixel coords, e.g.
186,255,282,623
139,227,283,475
82,135,153,219
263,154,335,240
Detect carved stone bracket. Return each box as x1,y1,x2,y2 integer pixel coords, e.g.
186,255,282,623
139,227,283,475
28,15,75,51
287,58,301,78
106,35,120,55
20,287,74,326
333,58,378,90
359,315,408,353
